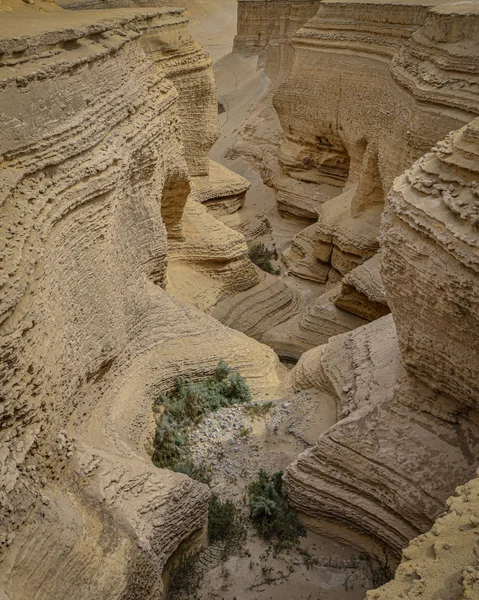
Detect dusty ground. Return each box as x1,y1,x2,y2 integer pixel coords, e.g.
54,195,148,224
181,390,376,599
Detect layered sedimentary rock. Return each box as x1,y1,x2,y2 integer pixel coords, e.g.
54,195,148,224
285,116,479,593
191,160,250,215
0,5,283,598
275,0,479,273
262,286,368,360
332,253,389,321
382,119,479,407
367,475,479,599
266,249,387,358
166,178,300,337
233,0,321,80
231,0,479,370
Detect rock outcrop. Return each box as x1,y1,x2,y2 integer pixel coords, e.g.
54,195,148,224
0,4,284,598
367,475,479,599
233,0,321,80
274,0,479,222
285,116,479,595
230,0,479,368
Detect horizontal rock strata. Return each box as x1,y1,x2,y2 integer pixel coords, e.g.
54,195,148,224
285,117,479,586
287,315,479,558
332,253,389,321
0,5,284,598
274,0,479,270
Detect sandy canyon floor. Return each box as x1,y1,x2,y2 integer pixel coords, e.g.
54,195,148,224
178,389,379,600
165,25,384,600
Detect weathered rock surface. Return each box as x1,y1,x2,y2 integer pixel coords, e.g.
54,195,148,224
274,0,479,226
191,160,250,216
0,4,284,598
262,286,368,360
367,475,479,600
233,0,321,81
332,253,389,321
285,117,479,595
382,118,479,408
265,250,387,358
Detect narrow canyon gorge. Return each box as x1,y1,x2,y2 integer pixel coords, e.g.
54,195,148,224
0,0,478,598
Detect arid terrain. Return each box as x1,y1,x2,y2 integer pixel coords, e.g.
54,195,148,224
1,0,478,599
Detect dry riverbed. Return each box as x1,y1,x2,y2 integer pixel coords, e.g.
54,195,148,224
173,390,379,600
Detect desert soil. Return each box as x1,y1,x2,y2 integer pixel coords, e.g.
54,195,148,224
185,390,376,599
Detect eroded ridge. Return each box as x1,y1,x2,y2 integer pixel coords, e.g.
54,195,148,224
0,5,283,598
285,119,479,597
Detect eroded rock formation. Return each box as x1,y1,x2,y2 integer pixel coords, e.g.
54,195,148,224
230,0,479,362
2,0,479,597
285,118,479,595
0,4,284,598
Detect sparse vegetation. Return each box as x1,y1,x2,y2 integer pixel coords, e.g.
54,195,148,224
248,470,306,547
243,401,273,420
167,495,246,599
167,551,203,600
359,553,394,588
248,242,280,275
239,425,251,437
152,360,251,470
208,495,246,557
173,460,212,484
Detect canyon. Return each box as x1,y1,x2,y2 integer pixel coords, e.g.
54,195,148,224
0,0,478,599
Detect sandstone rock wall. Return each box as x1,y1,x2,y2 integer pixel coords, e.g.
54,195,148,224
274,0,479,270
285,117,479,597
233,0,321,79
0,5,283,598
230,0,479,368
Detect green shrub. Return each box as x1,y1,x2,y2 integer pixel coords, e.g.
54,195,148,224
208,495,246,557
152,361,251,470
173,460,212,485
167,551,202,600
248,470,306,547
243,401,273,420
248,242,280,275
215,359,231,381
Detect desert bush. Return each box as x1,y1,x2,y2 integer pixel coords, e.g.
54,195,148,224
243,401,273,420
173,460,212,484
152,361,251,469
248,470,305,547
167,551,202,600
248,242,280,275
208,494,246,558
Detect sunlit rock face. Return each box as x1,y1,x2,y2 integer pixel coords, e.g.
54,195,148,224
285,117,479,589
0,5,283,599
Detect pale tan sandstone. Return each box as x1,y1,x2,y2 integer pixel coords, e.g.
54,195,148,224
233,0,321,81
282,222,331,283
382,118,479,407
367,475,479,600
285,115,479,590
268,248,387,357
0,5,283,599
166,186,300,338
210,270,301,340
273,0,479,269
287,315,479,560
332,253,389,321
262,286,368,360
191,160,250,216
